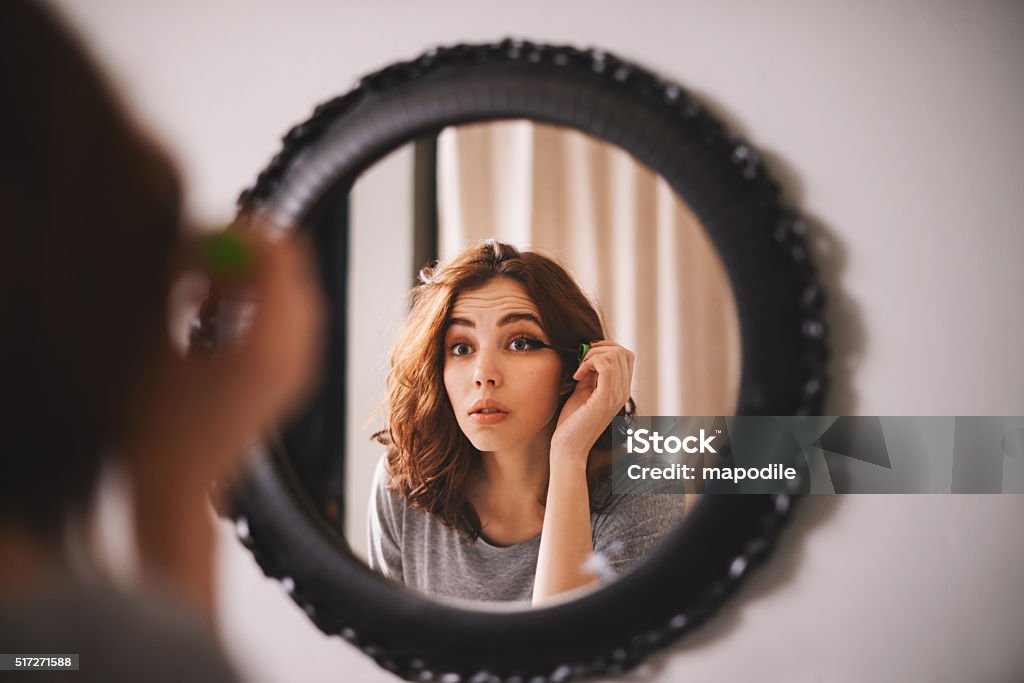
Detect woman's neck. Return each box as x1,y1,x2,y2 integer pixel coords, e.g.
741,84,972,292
472,421,556,513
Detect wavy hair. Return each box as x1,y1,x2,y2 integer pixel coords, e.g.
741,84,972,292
373,239,635,539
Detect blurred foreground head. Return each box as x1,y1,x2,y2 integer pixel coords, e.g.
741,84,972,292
0,0,182,542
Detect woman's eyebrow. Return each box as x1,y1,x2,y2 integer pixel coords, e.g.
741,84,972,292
499,313,543,327
445,312,542,329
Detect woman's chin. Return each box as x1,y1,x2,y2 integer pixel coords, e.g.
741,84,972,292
464,427,520,454
467,435,506,452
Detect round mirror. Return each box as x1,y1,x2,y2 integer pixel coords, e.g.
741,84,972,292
213,39,828,681
342,119,739,607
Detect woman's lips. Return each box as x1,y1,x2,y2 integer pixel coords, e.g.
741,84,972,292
468,398,511,424
468,410,509,426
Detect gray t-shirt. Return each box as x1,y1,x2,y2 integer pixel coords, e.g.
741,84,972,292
366,456,686,604
0,572,241,683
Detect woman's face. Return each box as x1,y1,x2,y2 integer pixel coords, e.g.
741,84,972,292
443,278,568,454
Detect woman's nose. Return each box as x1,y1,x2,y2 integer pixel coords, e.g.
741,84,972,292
472,349,501,387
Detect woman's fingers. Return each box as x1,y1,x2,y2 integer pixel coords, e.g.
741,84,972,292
553,341,635,455
182,229,325,441
122,227,326,485
227,232,325,422
615,351,629,400
571,342,633,408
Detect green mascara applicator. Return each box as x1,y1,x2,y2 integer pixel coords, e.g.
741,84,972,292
536,342,592,362
198,229,253,283
187,227,256,356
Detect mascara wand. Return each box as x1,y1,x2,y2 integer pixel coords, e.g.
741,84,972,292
535,342,592,362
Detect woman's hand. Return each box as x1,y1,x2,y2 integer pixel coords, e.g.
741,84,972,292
550,340,634,466
125,226,326,484
124,225,325,622
536,340,633,603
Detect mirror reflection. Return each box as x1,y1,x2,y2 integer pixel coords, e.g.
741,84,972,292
336,120,741,608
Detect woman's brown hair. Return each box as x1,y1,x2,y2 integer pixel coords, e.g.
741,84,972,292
374,239,634,540
0,0,182,543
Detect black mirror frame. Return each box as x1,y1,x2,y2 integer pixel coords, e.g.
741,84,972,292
216,39,829,682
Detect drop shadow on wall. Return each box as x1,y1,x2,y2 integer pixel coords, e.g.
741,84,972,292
761,152,865,416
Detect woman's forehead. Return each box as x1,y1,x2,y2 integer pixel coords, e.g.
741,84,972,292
449,279,540,321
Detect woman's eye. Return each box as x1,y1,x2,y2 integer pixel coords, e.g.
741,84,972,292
509,337,540,352
450,343,472,356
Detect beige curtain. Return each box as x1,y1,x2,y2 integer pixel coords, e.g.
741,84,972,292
436,120,740,415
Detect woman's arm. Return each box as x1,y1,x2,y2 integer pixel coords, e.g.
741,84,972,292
130,439,221,623
532,341,634,605
126,232,323,622
532,448,598,603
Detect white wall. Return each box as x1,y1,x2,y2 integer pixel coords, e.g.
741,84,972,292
51,1,1024,681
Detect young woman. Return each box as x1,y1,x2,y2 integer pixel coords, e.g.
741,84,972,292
368,240,686,605
0,2,323,679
